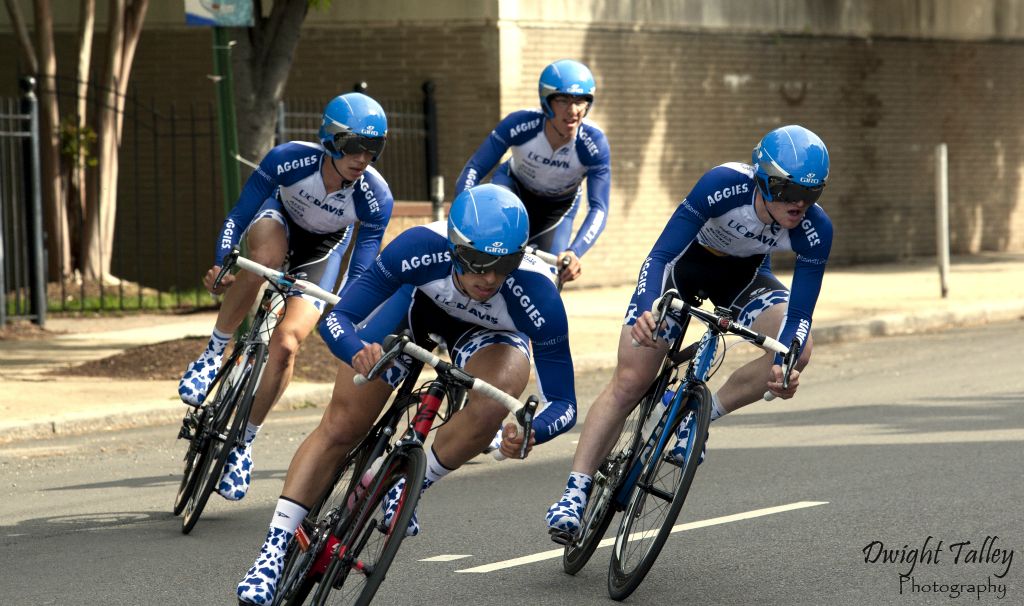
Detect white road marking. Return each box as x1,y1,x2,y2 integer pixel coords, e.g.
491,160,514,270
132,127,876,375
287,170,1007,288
456,501,828,573
420,554,473,562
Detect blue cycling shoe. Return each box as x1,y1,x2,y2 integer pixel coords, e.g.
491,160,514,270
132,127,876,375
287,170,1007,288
178,353,222,407
237,527,290,605
546,473,593,541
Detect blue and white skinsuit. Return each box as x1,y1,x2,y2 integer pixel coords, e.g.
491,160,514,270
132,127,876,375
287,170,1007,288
319,222,578,445
215,141,394,309
455,109,611,258
626,162,834,362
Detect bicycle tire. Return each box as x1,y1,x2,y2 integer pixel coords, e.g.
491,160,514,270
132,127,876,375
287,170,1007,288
172,348,245,516
562,385,652,574
607,383,712,601
276,445,374,606
181,341,267,534
310,444,427,606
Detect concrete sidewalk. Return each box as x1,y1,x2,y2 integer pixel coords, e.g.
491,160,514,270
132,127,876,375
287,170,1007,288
2,252,1023,444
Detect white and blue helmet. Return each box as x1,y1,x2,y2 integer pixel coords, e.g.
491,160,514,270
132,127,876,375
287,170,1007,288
538,59,596,118
447,184,529,275
318,92,388,161
752,125,829,204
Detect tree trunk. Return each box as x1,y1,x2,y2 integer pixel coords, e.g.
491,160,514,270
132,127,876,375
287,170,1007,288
33,0,72,279
82,0,147,283
234,0,309,165
70,0,96,272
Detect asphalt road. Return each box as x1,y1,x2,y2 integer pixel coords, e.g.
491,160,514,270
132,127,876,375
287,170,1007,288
1,321,1022,605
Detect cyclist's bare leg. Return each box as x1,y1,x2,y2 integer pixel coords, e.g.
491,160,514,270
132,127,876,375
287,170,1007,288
570,325,667,477
213,219,288,334
431,343,530,469
248,295,321,426
716,303,813,412
279,363,392,507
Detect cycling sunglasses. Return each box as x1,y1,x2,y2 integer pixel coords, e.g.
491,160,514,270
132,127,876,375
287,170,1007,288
766,176,824,204
332,132,387,158
453,245,525,275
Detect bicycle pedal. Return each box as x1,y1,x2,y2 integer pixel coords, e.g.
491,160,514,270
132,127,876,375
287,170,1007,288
548,528,575,546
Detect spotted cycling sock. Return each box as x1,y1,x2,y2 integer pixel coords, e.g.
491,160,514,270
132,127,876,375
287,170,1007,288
207,328,231,358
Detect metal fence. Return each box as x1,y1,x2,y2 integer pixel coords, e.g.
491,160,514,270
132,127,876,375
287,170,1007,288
38,75,223,313
0,77,438,322
0,78,45,326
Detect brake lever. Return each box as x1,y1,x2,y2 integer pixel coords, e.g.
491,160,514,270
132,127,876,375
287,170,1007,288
652,290,678,344
514,395,540,460
356,333,409,385
213,246,241,290
780,337,801,390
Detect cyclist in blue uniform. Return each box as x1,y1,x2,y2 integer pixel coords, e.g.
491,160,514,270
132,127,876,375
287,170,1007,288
177,92,393,503
236,184,577,605
357,60,611,347
456,59,611,284
546,125,834,536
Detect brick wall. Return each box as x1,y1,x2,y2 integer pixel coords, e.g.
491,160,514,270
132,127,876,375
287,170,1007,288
510,26,1024,287
2,22,1023,291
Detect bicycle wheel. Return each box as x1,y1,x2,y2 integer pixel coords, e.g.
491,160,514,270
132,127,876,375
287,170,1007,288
181,341,267,534
311,445,427,606
563,383,652,574
172,349,245,516
607,383,712,601
276,445,373,606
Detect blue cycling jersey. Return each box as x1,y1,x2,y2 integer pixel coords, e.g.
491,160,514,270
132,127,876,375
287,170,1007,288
319,222,577,444
455,109,611,257
215,141,394,295
636,162,833,359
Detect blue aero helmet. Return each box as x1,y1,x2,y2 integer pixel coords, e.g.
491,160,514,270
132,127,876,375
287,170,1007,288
538,59,596,118
318,92,388,161
447,184,530,275
751,125,829,204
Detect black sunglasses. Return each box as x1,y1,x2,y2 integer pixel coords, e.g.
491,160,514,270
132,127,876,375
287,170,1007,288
453,245,524,275
333,132,387,158
766,176,824,204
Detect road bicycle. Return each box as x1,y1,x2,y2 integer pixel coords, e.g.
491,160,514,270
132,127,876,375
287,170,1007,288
172,248,338,534
271,331,539,606
215,256,540,605
556,288,796,600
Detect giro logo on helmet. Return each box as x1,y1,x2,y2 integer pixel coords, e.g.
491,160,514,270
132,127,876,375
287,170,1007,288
485,241,509,254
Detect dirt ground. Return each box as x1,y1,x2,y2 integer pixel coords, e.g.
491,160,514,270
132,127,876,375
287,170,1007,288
53,334,342,383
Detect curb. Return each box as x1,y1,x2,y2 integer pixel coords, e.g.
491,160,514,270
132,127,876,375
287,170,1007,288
0,385,335,446
2,305,1022,446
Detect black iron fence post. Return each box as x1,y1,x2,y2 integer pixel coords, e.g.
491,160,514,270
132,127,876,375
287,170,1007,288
423,81,443,220
20,76,46,326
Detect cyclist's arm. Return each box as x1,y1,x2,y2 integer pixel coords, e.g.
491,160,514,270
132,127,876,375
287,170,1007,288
508,272,577,443
776,209,833,364
341,174,395,299
455,111,538,196
635,201,703,315
214,161,278,265
319,257,402,364
455,133,507,196
567,128,612,257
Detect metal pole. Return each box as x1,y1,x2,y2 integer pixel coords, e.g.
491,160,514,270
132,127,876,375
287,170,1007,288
275,99,286,145
423,81,444,221
212,27,241,216
935,143,950,298
21,77,46,326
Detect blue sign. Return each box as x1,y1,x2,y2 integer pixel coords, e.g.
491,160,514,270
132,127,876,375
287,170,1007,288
185,0,254,27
